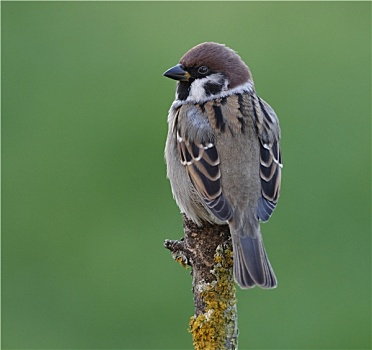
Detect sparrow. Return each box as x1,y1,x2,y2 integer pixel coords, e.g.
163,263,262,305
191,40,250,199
163,42,282,289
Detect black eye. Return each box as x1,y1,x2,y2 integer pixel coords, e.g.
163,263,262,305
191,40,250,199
197,66,209,75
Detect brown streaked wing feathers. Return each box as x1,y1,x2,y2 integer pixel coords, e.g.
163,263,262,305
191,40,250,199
249,94,282,222
177,136,232,222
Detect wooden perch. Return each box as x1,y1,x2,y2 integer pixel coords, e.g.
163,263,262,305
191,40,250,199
164,215,238,350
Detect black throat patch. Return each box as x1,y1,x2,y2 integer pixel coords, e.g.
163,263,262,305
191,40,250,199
177,82,191,100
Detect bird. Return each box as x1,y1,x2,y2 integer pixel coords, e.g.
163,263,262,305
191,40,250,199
163,42,282,289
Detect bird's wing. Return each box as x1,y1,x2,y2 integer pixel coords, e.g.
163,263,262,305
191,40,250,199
250,95,282,222
174,104,233,222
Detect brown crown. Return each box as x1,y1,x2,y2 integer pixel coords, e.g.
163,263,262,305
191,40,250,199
179,42,252,88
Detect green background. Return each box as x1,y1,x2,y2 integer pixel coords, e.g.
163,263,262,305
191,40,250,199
2,2,371,349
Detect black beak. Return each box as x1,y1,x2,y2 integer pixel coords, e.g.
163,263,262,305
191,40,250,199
163,64,191,81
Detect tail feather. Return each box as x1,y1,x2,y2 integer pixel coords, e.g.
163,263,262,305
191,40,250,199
231,226,277,289
233,245,256,288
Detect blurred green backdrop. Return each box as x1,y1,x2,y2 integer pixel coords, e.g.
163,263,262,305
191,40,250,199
2,2,371,349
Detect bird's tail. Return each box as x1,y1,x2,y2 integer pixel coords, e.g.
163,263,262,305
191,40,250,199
230,220,277,289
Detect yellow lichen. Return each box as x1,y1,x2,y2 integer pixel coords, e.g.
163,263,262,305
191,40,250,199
175,256,189,269
189,243,238,350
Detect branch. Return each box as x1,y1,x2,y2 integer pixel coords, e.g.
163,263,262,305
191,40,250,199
164,215,238,349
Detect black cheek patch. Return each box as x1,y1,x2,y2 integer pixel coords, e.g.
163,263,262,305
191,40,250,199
204,82,223,96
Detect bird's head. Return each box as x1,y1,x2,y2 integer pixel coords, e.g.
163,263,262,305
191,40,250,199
164,42,254,103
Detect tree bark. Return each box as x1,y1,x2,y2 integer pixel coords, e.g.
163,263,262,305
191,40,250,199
164,214,238,349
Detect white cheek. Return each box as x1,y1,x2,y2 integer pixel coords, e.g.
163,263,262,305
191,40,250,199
172,73,254,107
187,79,208,102
186,73,228,103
